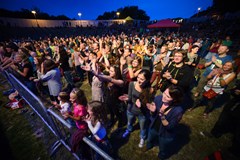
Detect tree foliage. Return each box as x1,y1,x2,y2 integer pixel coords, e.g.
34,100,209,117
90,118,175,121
97,6,150,20
0,8,71,20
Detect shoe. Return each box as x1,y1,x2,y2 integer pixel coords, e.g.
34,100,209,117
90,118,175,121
19,108,28,114
138,138,145,148
194,92,199,97
107,121,114,129
122,130,130,138
143,146,152,152
203,113,209,118
3,88,16,96
200,131,214,138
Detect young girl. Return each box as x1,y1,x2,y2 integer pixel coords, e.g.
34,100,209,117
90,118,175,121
85,101,111,160
64,88,89,155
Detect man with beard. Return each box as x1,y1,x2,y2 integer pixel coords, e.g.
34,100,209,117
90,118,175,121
194,45,232,97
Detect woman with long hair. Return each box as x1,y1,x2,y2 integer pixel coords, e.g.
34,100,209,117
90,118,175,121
11,52,37,94
120,55,142,94
121,69,154,148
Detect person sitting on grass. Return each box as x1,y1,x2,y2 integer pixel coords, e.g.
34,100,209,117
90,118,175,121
189,61,236,118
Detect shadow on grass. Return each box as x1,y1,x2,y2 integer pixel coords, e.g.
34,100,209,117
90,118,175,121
108,128,130,160
108,120,140,160
0,120,15,160
166,123,191,159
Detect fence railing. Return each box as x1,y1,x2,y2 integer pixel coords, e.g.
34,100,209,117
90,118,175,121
2,70,114,160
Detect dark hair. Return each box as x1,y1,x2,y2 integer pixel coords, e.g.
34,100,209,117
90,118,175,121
139,69,154,106
88,101,108,126
111,65,122,80
35,56,45,70
168,85,183,105
43,59,57,73
71,88,88,106
58,92,70,103
139,69,151,89
191,45,200,50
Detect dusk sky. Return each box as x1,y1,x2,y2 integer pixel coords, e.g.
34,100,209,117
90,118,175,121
0,0,213,20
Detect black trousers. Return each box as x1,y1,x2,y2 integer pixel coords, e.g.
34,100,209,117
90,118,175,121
211,97,240,157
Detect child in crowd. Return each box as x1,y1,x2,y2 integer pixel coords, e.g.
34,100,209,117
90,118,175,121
53,91,75,126
85,101,112,160
64,88,90,157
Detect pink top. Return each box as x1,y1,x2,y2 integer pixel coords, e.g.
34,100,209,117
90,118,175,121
73,103,88,129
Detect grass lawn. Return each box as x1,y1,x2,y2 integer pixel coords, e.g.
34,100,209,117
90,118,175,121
0,75,233,160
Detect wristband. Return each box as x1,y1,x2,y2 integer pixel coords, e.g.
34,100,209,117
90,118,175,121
128,65,133,69
159,112,163,117
169,77,173,81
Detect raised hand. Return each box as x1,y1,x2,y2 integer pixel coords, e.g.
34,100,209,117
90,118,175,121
135,99,141,108
146,102,156,112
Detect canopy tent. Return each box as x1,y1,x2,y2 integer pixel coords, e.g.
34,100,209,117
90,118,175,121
147,19,180,28
125,16,134,21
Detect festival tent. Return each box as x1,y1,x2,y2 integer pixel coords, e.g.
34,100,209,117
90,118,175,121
147,19,180,28
125,16,134,21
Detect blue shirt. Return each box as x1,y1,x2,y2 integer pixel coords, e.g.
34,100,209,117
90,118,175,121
149,95,183,138
203,54,232,77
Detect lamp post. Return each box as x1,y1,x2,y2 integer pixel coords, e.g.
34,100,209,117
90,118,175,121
197,7,201,17
78,12,82,27
31,10,38,27
116,12,120,19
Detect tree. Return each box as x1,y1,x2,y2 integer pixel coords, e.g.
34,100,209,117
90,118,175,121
96,6,150,20
0,8,71,20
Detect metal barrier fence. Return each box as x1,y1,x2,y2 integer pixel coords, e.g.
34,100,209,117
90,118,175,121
2,70,114,160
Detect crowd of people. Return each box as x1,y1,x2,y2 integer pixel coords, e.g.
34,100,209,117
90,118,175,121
0,29,239,159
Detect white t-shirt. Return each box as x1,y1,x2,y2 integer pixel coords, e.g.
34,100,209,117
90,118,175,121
86,121,107,140
59,101,71,115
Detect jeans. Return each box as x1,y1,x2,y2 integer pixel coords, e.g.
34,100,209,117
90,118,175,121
126,110,147,139
64,71,74,86
147,128,173,160
195,74,208,94
24,80,37,95
75,65,84,80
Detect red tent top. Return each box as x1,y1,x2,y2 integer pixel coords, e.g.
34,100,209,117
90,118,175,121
147,19,180,28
